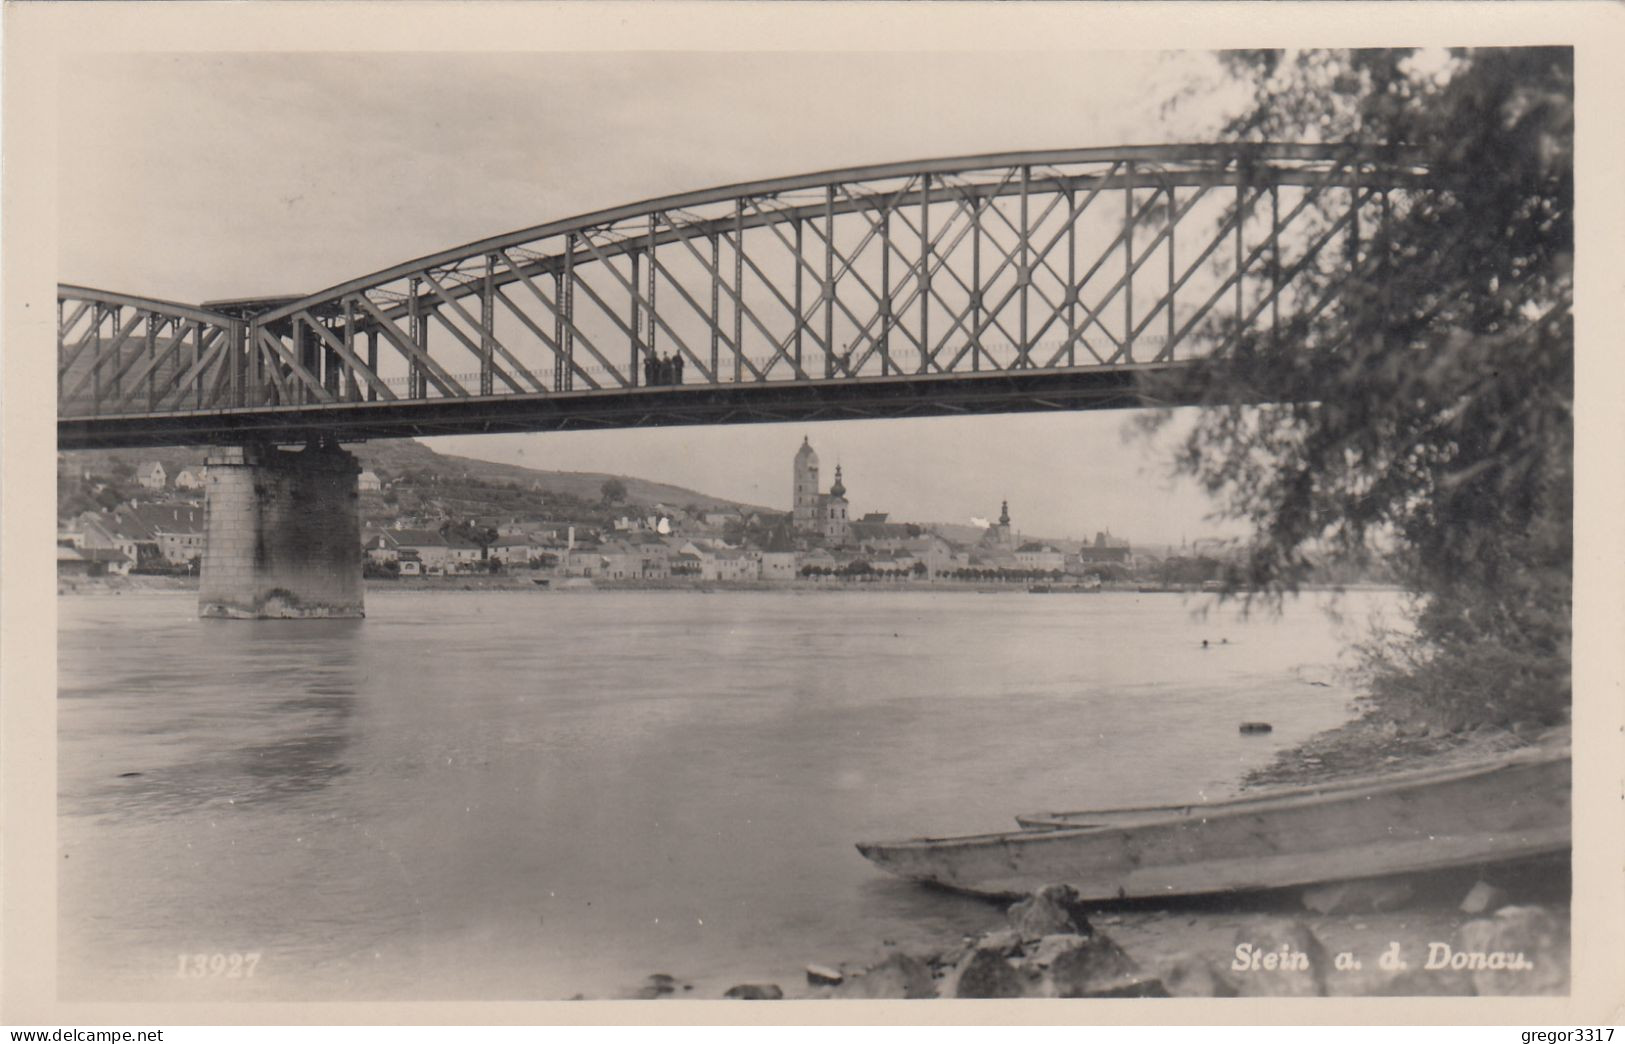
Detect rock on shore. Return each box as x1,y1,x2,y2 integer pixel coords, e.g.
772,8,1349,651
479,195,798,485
771,873,1569,1000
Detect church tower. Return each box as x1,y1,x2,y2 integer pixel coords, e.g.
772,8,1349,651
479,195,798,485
982,499,1016,551
821,464,850,545
792,437,820,531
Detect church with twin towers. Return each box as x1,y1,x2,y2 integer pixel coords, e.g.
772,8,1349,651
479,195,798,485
790,436,1023,553
791,437,850,546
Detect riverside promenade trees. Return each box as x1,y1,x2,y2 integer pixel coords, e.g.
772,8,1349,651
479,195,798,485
1148,48,1573,730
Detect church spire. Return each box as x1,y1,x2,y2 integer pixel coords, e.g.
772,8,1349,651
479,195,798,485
830,464,846,498
999,499,1010,526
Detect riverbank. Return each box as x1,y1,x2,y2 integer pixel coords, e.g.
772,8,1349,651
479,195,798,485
362,577,1083,594
615,736,1572,1000
60,572,1405,599
627,723,1571,1001
59,573,1136,596
649,864,1569,1000
634,710,1570,1001
57,573,196,595
683,720,1570,1002
1240,710,1561,789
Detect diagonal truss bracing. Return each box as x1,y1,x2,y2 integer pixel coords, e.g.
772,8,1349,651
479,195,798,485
58,144,1430,445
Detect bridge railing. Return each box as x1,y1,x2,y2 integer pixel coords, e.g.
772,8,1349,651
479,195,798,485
60,144,1428,420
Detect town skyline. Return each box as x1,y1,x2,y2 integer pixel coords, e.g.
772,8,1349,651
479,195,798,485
420,406,1241,548
60,411,1240,554
58,435,1175,588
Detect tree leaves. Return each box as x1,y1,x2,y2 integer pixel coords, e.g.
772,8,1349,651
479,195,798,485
1149,48,1573,727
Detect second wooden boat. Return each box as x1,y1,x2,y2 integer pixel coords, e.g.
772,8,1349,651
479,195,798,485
855,744,1570,900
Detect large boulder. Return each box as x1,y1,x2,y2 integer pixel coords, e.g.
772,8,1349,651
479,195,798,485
1024,933,1088,968
1230,920,1329,996
633,973,679,999
834,952,936,999
928,937,979,973
1036,931,1154,998
951,948,1028,998
1007,884,1094,940
1072,976,1171,998
973,929,1025,956
1450,904,1568,995
1157,954,1239,998
723,983,783,1000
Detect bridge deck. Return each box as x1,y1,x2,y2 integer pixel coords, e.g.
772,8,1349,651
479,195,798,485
58,365,1201,449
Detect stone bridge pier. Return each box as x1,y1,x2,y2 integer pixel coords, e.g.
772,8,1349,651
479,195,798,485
199,439,364,619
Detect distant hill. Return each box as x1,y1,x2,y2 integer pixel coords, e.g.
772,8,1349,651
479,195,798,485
349,440,775,514
58,439,777,519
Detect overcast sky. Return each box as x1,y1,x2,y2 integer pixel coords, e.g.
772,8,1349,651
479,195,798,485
58,49,1252,544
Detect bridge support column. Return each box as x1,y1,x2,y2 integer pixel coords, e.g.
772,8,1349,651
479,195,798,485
200,440,363,619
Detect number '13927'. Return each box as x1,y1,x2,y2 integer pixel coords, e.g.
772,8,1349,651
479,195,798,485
176,952,260,978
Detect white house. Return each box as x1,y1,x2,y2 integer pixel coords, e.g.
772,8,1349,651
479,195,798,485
137,461,167,490
58,546,132,577
126,503,205,566
391,529,451,574
760,550,798,581
358,470,383,493
445,536,486,571
173,467,207,491
487,535,535,566
701,550,756,582
559,547,605,577
75,512,150,567
362,531,400,564
1015,542,1067,573
903,535,958,578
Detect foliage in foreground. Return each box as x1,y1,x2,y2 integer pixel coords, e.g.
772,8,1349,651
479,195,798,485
1150,48,1572,729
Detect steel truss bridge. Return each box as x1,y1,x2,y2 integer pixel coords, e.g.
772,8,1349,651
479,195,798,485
58,144,1427,450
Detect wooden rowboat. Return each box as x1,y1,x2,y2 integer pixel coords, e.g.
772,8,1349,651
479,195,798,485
1011,750,1548,830
855,744,1569,900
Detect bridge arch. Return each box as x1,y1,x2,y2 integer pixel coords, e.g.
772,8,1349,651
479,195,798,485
59,143,1428,448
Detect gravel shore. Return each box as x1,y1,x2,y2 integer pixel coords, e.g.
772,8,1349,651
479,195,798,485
635,722,1572,1002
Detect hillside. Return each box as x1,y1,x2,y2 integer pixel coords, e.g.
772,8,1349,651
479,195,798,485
58,438,777,523
350,440,775,514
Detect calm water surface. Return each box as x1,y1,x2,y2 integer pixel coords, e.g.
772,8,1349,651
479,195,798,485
58,588,1393,1000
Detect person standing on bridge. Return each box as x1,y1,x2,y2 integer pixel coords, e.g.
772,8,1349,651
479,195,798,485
643,352,657,387
673,353,684,385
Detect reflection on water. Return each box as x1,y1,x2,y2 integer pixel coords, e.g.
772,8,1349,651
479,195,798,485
58,588,1389,1001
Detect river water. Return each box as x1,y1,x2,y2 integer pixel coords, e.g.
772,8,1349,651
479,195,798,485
58,587,1393,1001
